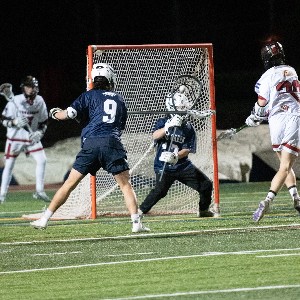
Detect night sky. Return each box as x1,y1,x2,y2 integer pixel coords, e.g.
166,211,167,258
1,0,300,145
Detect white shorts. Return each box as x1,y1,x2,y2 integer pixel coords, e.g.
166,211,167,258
269,113,300,156
4,139,44,159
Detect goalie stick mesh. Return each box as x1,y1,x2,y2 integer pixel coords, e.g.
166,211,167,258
23,44,219,220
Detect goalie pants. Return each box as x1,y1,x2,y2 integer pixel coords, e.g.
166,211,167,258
139,165,213,214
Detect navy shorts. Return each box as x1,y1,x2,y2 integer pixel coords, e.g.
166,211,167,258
72,137,129,176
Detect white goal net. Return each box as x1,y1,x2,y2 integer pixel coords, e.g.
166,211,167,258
25,44,219,220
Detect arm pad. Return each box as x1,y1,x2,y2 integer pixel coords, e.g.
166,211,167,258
66,107,77,119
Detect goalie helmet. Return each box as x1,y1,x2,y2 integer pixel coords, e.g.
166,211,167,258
261,41,286,70
20,75,39,105
165,92,191,116
91,63,116,91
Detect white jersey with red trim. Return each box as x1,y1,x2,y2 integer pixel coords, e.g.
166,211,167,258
2,94,48,141
255,65,300,118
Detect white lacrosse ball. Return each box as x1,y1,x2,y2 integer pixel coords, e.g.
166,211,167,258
179,85,186,93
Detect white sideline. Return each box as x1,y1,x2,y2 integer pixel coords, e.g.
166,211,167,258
102,285,300,299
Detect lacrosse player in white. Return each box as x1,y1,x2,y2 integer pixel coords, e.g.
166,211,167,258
245,41,300,221
138,91,215,217
0,76,49,203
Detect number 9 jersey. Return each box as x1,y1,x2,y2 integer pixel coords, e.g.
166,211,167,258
70,89,127,143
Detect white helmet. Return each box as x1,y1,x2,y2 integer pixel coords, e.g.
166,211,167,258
165,92,191,112
91,63,116,90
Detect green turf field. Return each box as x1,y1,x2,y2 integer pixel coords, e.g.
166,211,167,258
0,182,300,300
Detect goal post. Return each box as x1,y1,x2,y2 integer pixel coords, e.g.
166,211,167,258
39,43,220,220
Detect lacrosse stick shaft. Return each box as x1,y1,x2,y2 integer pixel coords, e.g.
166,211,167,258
159,127,177,182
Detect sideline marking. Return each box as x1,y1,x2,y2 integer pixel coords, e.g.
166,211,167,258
1,223,300,246
102,285,300,299
1,247,300,275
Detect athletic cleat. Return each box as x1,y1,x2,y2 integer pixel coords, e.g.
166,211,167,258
0,195,5,204
199,209,215,218
253,199,271,222
132,221,150,233
293,198,300,214
30,218,48,229
33,192,50,202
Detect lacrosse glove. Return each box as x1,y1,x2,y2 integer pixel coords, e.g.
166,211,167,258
245,114,260,127
29,130,44,144
12,116,29,128
159,151,179,165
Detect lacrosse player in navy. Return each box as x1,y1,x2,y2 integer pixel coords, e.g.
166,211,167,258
245,40,300,221
30,63,150,233
0,77,49,204
138,91,215,217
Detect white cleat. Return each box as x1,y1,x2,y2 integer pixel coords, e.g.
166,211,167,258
132,221,150,233
30,218,48,230
0,195,5,204
33,192,50,202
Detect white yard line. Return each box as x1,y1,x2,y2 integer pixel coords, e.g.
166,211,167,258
102,285,300,299
1,223,300,246
1,247,300,275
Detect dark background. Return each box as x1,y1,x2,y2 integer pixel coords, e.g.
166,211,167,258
1,0,300,149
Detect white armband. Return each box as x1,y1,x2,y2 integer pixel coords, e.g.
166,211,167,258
66,107,77,119
2,119,13,128
253,102,268,120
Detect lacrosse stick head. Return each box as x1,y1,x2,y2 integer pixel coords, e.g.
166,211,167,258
0,83,14,102
171,75,202,109
165,75,203,118
217,128,237,141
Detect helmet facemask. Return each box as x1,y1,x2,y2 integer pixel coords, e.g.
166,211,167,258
261,42,286,70
165,91,192,118
20,76,39,105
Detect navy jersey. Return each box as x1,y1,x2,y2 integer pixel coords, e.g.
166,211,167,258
153,117,196,173
70,89,127,143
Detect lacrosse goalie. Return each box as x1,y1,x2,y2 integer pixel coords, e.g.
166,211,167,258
138,90,216,217
0,77,50,204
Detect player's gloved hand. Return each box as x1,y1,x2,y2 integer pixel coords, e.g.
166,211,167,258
29,130,44,144
164,115,183,135
245,114,260,127
12,116,28,128
159,151,179,165
49,107,63,120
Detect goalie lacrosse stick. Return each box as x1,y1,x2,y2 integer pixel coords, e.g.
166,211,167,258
217,124,248,141
128,109,215,119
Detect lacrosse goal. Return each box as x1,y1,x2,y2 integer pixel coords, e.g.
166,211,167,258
28,44,219,220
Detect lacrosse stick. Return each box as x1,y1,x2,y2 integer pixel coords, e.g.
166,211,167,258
0,83,33,134
159,126,178,182
217,124,248,141
128,109,216,119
